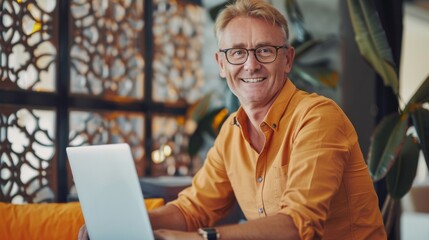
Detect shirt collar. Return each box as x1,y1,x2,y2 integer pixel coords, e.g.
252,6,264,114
263,79,297,131
229,79,297,131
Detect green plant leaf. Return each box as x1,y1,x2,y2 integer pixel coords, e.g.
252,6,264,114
293,65,338,89
367,112,408,181
386,135,420,199
347,0,399,96
294,38,326,58
187,107,228,157
286,0,304,22
286,0,312,46
367,113,399,177
208,1,231,21
411,107,429,170
188,126,205,157
291,65,322,88
200,107,226,136
187,93,213,121
405,75,429,109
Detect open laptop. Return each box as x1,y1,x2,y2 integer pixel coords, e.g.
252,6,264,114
67,143,154,240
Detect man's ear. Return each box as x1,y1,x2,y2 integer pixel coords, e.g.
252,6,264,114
215,52,226,78
284,47,296,74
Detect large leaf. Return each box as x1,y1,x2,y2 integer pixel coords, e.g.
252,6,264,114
367,112,408,181
347,0,399,96
188,127,204,157
286,0,305,23
293,64,339,89
188,125,205,158
291,65,323,88
411,107,429,170
405,75,429,109
286,0,312,46
208,1,230,21
386,135,420,199
367,113,399,177
188,107,227,157
294,37,327,58
187,93,213,121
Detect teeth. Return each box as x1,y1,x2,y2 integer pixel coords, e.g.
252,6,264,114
241,78,264,83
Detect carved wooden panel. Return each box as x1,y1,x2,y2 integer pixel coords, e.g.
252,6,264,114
69,110,145,176
0,105,56,203
152,0,205,103
69,0,145,98
0,0,206,203
0,0,57,92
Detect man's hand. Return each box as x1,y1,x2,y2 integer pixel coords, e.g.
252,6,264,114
78,224,89,240
154,229,201,240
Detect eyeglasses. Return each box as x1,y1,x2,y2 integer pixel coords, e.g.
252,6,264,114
219,45,288,65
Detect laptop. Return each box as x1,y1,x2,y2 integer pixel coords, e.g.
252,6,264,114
67,143,154,240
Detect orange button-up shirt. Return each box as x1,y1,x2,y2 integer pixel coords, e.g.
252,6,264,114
169,80,386,239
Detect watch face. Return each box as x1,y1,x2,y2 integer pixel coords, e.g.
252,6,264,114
198,228,219,240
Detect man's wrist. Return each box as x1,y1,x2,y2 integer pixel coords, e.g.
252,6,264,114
198,227,220,240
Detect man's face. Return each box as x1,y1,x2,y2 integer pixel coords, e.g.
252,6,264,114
216,16,295,109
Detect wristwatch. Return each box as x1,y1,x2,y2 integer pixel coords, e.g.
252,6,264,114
198,227,220,240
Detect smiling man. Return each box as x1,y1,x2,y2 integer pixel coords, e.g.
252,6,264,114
79,1,387,239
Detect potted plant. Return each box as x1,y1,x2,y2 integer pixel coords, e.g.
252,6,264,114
347,0,429,234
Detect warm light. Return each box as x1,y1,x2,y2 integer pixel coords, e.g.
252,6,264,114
152,144,173,164
162,144,172,157
151,149,165,164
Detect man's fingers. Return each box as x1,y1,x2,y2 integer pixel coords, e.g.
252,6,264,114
78,224,89,240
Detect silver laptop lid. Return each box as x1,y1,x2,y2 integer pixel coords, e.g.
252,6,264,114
67,143,154,240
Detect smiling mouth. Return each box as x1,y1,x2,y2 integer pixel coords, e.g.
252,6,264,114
241,77,265,83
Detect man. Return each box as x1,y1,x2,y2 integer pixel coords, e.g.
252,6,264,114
80,0,386,239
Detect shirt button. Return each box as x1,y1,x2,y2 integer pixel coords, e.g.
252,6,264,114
258,208,264,214
257,176,263,183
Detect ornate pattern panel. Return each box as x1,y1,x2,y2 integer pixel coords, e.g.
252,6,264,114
0,0,57,92
69,0,145,98
152,0,205,103
151,115,195,176
0,105,56,203
69,110,145,176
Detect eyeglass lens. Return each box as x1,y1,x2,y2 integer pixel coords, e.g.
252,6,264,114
225,46,283,65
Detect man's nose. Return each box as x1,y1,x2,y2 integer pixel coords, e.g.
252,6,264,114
243,51,261,70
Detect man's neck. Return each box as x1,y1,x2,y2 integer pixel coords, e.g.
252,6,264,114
241,106,269,153
242,105,268,128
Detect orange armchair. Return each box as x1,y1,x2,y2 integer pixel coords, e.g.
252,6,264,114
0,199,164,240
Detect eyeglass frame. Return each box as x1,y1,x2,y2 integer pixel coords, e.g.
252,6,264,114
218,45,289,65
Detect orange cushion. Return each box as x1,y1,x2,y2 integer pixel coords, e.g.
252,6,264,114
0,198,164,240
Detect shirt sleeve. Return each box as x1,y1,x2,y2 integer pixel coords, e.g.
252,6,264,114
278,99,356,239
167,133,236,230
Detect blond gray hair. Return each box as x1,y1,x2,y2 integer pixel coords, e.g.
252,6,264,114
214,0,289,46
